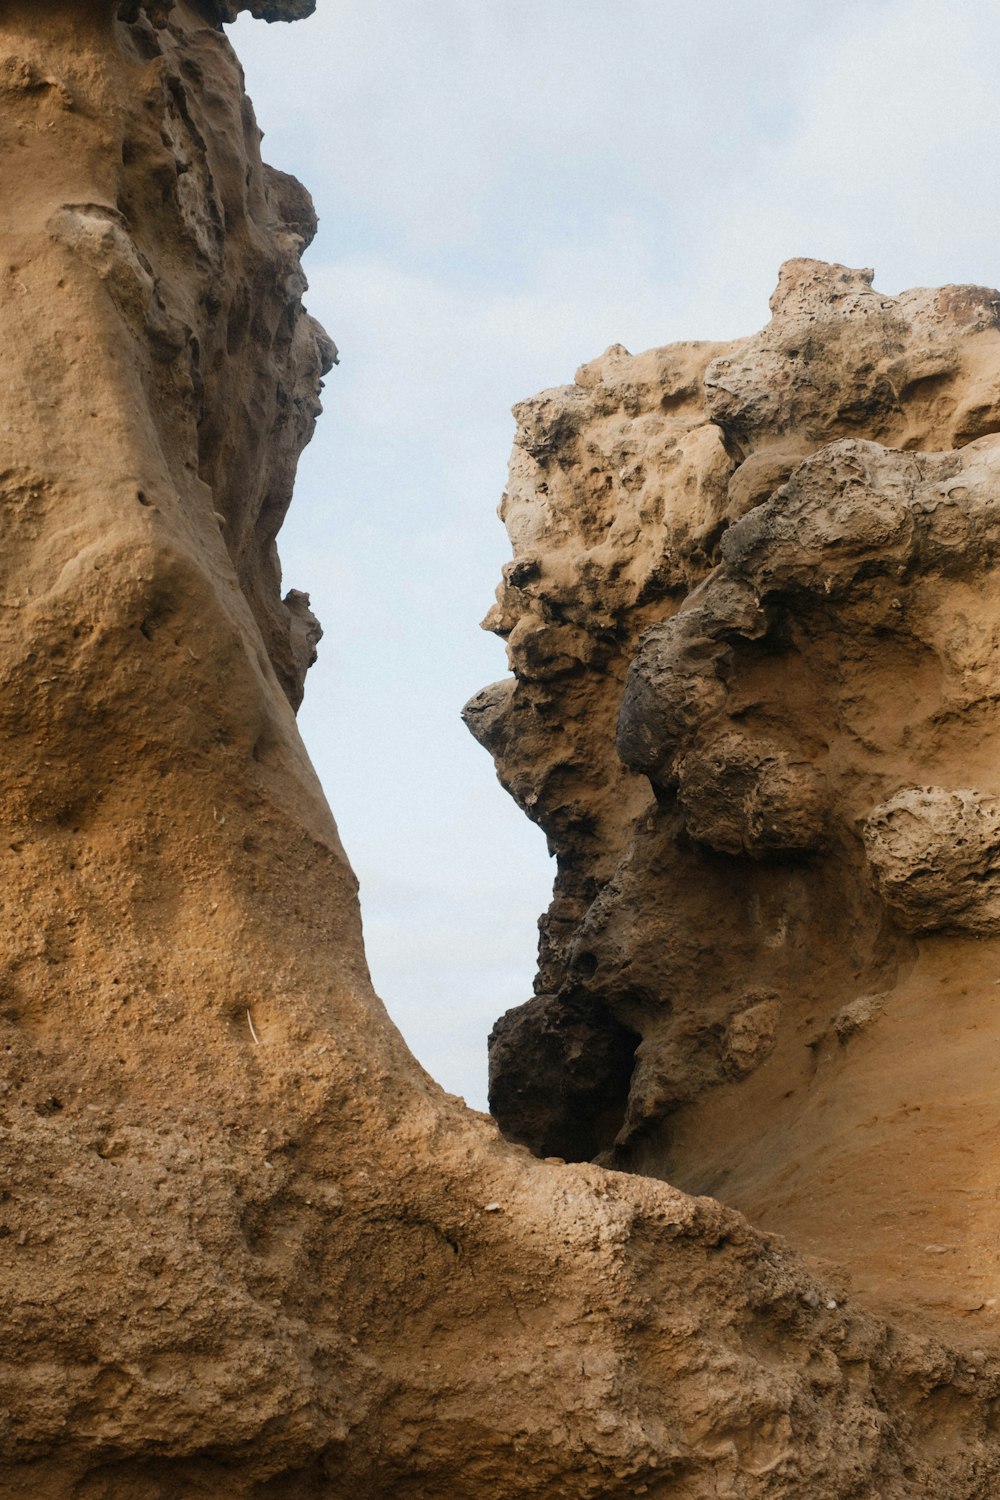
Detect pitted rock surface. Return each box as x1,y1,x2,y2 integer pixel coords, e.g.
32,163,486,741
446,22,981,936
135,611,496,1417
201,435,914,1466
863,786,1000,934
471,259,1000,1364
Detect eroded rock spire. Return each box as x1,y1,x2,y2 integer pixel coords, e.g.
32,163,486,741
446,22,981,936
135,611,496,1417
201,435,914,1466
470,258,1000,1331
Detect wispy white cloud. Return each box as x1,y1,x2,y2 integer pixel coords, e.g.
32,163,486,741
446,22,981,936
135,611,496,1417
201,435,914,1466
680,0,1000,327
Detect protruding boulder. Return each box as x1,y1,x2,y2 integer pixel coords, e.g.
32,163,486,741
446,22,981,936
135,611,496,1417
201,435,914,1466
864,786,1000,933
676,734,828,857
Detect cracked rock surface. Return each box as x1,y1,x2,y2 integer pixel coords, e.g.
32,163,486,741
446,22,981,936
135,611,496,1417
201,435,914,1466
4,6,1000,1495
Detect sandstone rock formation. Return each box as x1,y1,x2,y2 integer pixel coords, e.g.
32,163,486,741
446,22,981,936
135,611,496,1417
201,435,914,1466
5,4,1000,1496
469,258,1000,1351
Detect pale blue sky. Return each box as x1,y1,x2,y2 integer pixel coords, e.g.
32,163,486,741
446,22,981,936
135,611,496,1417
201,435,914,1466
229,0,1000,1108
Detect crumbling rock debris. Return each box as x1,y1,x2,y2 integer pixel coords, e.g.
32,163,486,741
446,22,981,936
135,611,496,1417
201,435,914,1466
830,990,888,1044
283,587,323,711
6,3,1000,1495
722,995,782,1078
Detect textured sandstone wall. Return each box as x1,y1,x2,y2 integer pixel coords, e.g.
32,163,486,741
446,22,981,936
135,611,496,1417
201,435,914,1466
469,259,1000,1338
4,5,1000,1497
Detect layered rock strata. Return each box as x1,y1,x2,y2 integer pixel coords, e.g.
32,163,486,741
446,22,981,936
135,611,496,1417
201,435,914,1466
4,5,1000,1496
469,258,1000,1338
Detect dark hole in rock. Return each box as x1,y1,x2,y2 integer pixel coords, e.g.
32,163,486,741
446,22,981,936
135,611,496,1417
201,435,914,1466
488,991,640,1163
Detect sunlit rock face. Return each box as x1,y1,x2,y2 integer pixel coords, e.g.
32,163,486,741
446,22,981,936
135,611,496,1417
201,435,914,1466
470,259,1000,1333
5,3,1000,1491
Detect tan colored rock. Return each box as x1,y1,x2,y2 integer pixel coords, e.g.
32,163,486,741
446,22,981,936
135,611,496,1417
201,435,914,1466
830,991,888,1044
863,786,1000,934
676,734,829,857
705,258,1000,459
472,255,1000,1378
4,8,1000,1497
723,996,781,1078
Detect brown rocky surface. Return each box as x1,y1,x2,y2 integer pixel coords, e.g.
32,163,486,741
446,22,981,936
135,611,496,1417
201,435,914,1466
5,4,1000,1497
469,255,1000,1355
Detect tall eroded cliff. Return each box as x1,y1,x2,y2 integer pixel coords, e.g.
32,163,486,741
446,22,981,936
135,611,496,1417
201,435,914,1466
468,258,1000,1335
4,6,1000,1497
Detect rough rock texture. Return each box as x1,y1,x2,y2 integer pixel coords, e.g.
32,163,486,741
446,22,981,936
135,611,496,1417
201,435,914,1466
118,1,316,24
863,786,1000,934
470,259,1000,1353
6,6,1000,1497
